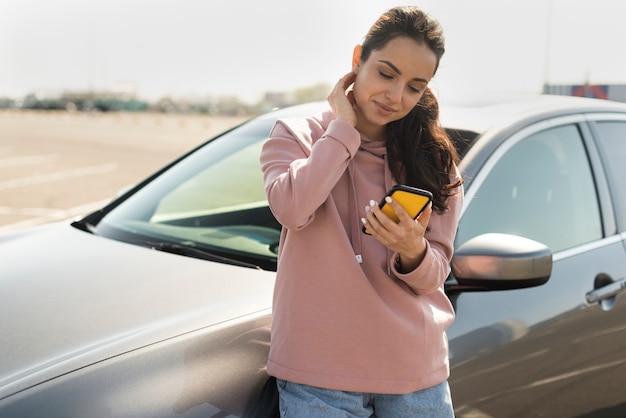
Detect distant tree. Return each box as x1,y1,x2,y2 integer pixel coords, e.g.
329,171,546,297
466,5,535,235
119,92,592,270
293,83,331,103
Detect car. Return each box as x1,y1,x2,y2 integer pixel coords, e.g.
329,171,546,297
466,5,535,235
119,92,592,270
1,95,625,417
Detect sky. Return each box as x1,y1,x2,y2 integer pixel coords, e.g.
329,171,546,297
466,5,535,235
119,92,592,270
1,0,625,104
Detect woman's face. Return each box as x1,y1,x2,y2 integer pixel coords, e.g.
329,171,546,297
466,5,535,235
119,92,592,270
352,36,437,141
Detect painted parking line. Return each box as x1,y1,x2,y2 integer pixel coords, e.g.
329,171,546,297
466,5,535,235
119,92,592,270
0,154,59,168
572,323,626,343
455,405,496,418
453,357,626,415
0,200,110,232
524,357,626,389
0,206,63,216
451,349,548,384
0,163,118,190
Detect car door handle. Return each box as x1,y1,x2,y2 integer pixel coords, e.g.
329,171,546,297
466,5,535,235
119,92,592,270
586,278,626,303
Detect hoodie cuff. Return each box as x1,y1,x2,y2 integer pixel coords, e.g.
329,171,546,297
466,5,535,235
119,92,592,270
325,119,361,157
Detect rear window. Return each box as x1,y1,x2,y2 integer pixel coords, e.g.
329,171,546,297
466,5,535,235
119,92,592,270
593,121,626,232
446,129,478,158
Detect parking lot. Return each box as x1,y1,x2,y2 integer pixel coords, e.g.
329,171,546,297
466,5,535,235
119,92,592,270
0,110,248,231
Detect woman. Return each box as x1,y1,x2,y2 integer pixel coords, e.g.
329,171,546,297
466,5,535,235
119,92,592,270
260,6,463,417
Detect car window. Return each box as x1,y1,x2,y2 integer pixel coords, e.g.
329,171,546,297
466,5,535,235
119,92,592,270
456,124,603,252
96,117,282,269
593,121,626,232
153,141,267,220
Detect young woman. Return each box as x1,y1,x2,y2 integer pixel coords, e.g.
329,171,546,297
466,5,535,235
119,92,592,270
260,6,463,417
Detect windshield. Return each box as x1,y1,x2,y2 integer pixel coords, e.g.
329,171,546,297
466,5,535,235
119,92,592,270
92,102,479,271
96,114,281,270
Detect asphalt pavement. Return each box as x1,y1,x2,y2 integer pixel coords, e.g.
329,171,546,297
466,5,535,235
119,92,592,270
0,110,248,231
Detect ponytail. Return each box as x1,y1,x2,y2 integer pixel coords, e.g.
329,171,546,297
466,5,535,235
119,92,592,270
386,87,462,212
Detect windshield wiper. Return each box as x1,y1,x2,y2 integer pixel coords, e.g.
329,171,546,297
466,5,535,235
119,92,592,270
146,241,263,270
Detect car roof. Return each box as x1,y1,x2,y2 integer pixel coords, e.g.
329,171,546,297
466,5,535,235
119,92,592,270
439,93,626,135
269,94,626,139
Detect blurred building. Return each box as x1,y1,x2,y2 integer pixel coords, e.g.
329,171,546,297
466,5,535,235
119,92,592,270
544,84,626,103
62,91,148,112
15,88,148,112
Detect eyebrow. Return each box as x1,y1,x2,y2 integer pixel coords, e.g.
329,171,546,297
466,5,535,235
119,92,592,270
378,60,429,83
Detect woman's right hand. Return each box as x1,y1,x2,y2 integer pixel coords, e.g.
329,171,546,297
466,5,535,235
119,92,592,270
328,71,357,127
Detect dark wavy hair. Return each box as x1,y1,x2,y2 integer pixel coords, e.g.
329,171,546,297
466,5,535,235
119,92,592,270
361,6,462,212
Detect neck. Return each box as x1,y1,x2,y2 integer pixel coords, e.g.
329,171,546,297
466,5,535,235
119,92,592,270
355,112,386,142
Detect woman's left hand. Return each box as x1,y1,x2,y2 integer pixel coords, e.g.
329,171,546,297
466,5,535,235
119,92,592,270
362,196,432,272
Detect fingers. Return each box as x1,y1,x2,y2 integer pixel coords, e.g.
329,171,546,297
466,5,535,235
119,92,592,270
363,197,401,237
341,71,357,91
362,198,393,238
329,72,355,100
416,202,432,228
362,197,430,263
362,196,431,237
385,196,432,229
328,71,357,126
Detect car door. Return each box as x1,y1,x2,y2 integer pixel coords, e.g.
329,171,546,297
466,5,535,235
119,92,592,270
448,114,626,418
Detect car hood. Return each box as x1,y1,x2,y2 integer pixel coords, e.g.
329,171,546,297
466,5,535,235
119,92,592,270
0,222,275,398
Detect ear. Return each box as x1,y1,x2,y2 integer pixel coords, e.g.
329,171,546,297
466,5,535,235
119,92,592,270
352,45,362,70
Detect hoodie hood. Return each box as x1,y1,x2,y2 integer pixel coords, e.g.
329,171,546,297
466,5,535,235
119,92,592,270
316,108,396,264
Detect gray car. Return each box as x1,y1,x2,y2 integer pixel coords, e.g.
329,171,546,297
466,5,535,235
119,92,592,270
1,95,625,417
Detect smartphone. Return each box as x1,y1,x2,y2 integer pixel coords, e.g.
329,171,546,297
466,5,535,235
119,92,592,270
362,185,433,234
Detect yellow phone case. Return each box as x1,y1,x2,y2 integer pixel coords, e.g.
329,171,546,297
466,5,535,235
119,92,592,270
363,185,432,234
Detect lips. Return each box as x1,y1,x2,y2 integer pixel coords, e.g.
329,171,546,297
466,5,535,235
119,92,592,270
374,101,396,116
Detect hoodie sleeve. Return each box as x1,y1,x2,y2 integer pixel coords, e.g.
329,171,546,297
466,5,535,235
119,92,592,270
391,166,464,295
260,115,361,230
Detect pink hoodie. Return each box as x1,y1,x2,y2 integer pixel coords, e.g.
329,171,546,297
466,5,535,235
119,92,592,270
260,107,463,394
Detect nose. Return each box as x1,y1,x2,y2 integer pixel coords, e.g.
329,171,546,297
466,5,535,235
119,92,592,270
385,83,403,104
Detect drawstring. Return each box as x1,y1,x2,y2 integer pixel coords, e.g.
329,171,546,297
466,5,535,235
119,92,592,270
347,160,363,263
348,148,394,269
382,153,394,275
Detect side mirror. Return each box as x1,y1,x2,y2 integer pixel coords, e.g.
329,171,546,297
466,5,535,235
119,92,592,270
448,233,552,292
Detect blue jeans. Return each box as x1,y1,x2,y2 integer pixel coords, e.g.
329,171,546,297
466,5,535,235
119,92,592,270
276,379,454,418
